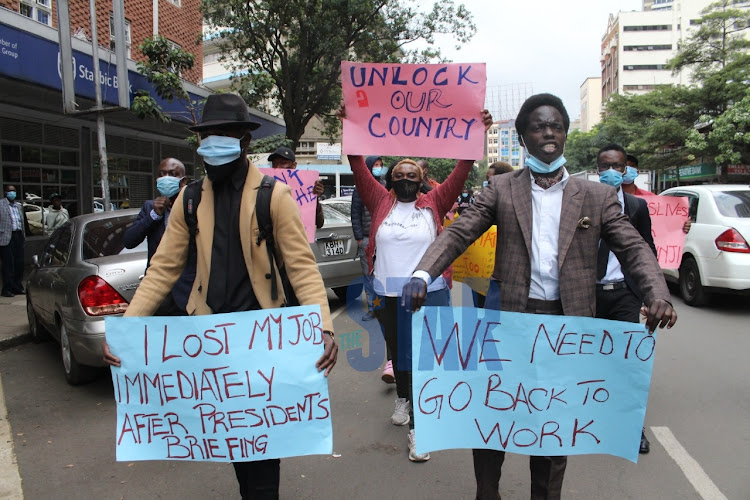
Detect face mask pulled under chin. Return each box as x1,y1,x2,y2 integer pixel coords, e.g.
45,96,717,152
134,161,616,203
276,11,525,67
520,136,566,174
393,179,420,200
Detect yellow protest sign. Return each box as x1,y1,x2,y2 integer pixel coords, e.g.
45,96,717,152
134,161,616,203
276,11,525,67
445,218,497,295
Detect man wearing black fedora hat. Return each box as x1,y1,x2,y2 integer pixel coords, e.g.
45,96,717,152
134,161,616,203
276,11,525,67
268,146,326,228
102,93,338,499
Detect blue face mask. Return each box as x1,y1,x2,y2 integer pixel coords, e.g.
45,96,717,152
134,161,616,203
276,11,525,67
372,166,385,178
599,169,624,189
623,166,638,184
196,135,243,166
157,176,182,198
5,191,16,201
461,192,469,198
482,181,489,188
525,153,567,174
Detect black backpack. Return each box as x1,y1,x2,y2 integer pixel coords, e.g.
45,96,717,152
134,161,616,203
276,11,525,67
183,175,299,306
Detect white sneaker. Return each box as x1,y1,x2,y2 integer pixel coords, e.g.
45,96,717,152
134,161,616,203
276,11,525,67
408,429,430,462
391,398,411,426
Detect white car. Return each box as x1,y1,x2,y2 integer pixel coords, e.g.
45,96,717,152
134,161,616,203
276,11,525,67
660,184,750,305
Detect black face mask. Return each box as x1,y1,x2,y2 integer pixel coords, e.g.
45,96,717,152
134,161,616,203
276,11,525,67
204,155,243,184
393,179,420,201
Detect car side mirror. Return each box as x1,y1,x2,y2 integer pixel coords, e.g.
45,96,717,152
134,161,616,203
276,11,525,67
32,254,40,268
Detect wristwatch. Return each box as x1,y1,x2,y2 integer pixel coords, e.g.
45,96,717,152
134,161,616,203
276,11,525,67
324,330,335,339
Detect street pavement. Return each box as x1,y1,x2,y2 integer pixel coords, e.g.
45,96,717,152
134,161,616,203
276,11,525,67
1,287,748,499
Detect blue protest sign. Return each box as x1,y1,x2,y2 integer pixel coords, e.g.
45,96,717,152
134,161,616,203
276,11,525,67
105,305,333,462
412,307,655,463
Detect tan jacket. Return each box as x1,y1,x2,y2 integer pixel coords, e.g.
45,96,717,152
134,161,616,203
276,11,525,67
125,162,333,332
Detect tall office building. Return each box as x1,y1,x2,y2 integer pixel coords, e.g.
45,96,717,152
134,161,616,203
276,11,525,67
580,77,603,132
486,120,523,169
599,0,741,102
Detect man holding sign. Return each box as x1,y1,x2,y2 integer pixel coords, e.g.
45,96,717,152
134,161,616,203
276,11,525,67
103,94,338,499
402,94,677,499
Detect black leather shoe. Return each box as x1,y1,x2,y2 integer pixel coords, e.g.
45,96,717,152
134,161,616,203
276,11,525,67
640,429,650,454
1,292,15,297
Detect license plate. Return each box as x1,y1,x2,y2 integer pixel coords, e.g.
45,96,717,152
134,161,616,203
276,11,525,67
324,240,345,256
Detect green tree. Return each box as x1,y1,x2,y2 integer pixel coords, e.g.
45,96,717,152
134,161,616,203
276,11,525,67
131,36,200,129
564,128,603,173
202,0,476,148
687,90,750,168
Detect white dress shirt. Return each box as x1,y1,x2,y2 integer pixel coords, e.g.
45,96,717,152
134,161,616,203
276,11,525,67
597,187,626,284
528,168,569,300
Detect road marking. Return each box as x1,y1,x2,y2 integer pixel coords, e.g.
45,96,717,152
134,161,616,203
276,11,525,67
331,303,347,322
0,372,23,499
651,426,727,500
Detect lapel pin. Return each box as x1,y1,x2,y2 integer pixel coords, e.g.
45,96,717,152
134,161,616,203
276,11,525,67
577,217,591,229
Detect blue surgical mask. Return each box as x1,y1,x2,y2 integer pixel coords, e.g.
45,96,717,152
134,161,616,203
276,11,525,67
196,135,242,166
623,166,638,184
599,169,623,189
5,191,16,201
482,181,489,188
461,192,469,198
157,176,182,198
525,153,567,174
372,167,385,178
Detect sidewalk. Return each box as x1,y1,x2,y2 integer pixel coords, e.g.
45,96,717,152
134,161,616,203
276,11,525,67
0,293,30,352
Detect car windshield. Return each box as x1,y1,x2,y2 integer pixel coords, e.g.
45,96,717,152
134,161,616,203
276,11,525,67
324,201,351,218
322,204,350,224
82,214,145,260
712,191,750,218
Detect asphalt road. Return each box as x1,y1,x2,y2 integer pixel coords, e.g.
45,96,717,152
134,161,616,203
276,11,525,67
1,288,748,499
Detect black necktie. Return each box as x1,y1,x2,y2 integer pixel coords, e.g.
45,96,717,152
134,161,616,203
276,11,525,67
597,240,610,281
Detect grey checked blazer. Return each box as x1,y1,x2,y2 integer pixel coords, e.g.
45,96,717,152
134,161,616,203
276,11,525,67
416,168,670,317
0,198,27,247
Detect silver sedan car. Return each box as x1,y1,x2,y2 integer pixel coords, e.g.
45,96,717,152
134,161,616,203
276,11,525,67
26,209,147,385
316,199,362,300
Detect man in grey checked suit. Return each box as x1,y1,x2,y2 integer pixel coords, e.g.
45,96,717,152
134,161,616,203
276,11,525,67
402,94,677,500
0,185,29,297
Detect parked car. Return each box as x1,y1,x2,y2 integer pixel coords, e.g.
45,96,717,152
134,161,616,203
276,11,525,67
316,198,361,300
26,209,147,385
660,184,750,305
322,195,352,218
22,203,48,235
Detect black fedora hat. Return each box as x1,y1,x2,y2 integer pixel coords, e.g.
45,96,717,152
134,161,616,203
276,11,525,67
189,94,261,132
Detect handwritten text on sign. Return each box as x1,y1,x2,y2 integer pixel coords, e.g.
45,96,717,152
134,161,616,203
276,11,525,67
412,308,654,463
259,168,318,243
341,62,487,159
445,218,497,295
105,306,332,462
638,195,689,269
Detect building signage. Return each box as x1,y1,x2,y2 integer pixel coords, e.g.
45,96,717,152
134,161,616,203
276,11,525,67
316,142,342,160
661,163,716,181
0,21,200,123
728,164,750,176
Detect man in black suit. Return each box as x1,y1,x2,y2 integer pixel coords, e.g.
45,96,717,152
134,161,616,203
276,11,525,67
595,143,655,454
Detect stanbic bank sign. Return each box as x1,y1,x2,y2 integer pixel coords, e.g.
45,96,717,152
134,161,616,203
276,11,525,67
0,19,200,123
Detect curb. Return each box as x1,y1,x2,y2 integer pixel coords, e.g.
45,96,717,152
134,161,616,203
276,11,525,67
0,333,31,352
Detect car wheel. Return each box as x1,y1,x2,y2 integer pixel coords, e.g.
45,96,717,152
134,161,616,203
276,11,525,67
679,257,707,306
332,286,348,302
26,295,48,343
59,322,97,385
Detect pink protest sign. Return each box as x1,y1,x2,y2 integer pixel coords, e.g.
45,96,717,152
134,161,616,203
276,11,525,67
260,168,318,243
638,194,689,269
341,61,487,160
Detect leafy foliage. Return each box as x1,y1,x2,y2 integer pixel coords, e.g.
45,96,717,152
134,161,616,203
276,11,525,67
131,36,201,127
202,0,476,147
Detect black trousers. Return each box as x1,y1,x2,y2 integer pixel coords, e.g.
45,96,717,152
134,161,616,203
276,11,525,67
232,459,281,499
473,298,568,500
595,284,641,323
1,231,25,294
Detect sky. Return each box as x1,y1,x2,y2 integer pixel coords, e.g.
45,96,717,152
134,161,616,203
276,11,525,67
429,0,644,121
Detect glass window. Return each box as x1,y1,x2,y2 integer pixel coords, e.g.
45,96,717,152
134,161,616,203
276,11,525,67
321,205,350,224
36,10,50,25
50,225,73,266
21,147,41,164
20,4,33,17
2,144,21,162
41,231,61,267
82,213,145,260
713,191,750,218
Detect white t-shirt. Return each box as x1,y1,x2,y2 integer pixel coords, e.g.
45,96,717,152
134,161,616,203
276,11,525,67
374,201,446,296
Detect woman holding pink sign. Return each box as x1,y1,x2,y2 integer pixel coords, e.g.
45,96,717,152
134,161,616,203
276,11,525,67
343,106,493,462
